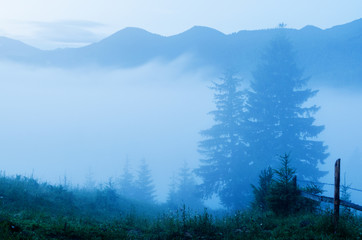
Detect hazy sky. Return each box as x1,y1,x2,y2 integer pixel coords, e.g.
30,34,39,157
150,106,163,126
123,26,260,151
0,0,361,49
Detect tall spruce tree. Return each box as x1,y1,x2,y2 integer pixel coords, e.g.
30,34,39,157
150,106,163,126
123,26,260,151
246,30,328,181
196,71,250,209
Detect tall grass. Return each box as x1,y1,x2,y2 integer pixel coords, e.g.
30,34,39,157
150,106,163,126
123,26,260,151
0,173,360,239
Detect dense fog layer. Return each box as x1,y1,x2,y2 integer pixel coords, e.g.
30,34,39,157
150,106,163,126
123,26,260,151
0,59,361,204
0,58,215,202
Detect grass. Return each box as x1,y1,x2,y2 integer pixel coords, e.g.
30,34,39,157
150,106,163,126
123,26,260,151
0,174,360,239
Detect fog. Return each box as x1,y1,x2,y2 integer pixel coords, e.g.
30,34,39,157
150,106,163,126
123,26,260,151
312,87,362,204
0,59,361,204
0,58,215,202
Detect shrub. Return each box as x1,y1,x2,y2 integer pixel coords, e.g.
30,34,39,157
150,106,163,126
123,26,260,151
251,166,273,212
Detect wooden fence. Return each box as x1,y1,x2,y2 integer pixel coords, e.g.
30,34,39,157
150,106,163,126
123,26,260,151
300,159,362,231
300,192,362,211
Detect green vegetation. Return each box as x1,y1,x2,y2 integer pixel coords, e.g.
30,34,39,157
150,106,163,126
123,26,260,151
0,172,360,239
252,154,326,216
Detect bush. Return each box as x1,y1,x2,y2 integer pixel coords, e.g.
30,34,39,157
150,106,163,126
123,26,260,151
251,166,273,212
252,154,323,216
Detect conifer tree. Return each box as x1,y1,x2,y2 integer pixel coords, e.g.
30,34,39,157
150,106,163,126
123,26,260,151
266,154,300,216
251,166,273,212
119,158,135,198
168,162,203,210
197,30,328,209
134,159,156,203
246,31,328,181
166,173,179,209
196,71,250,209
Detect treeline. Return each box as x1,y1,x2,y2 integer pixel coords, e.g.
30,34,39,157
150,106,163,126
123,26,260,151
111,159,205,210
83,158,205,211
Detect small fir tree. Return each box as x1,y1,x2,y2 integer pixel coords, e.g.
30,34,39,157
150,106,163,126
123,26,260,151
166,173,179,209
119,158,135,199
134,159,156,203
168,162,203,210
251,166,273,212
267,154,300,216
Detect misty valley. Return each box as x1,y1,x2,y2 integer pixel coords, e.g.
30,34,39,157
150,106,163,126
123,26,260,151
0,20,361,239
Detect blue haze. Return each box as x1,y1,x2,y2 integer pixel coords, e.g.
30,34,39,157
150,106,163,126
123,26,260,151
0,21,361,205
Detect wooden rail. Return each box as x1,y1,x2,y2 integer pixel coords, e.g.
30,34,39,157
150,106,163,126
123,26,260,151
299,159,361,231
301,192,362,211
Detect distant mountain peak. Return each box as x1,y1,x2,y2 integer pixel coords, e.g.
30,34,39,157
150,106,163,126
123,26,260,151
188,26,225,35
108,27,162,39
91,26,164,48
119,27,153,34
300,25,322,32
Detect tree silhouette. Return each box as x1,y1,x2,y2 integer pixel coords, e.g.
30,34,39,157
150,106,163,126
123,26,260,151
251,166,273,212
166,173,179,209
246,31,328,181
167,162,203,210
265,154,300,216
134,159,156,203
119,157,136,199
197,30,328,209
196,70,251,209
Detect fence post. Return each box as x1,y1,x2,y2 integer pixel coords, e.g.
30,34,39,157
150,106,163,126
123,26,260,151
334,159,341,232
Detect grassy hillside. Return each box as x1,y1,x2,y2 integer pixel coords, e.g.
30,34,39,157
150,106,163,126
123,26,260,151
0,174,360,239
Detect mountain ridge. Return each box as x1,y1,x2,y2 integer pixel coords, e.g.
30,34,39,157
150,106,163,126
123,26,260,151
0,18,361,86
2,18,361,51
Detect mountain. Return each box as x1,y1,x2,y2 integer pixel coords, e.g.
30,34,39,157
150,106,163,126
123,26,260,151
0,37,44,62
0,19,361,86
